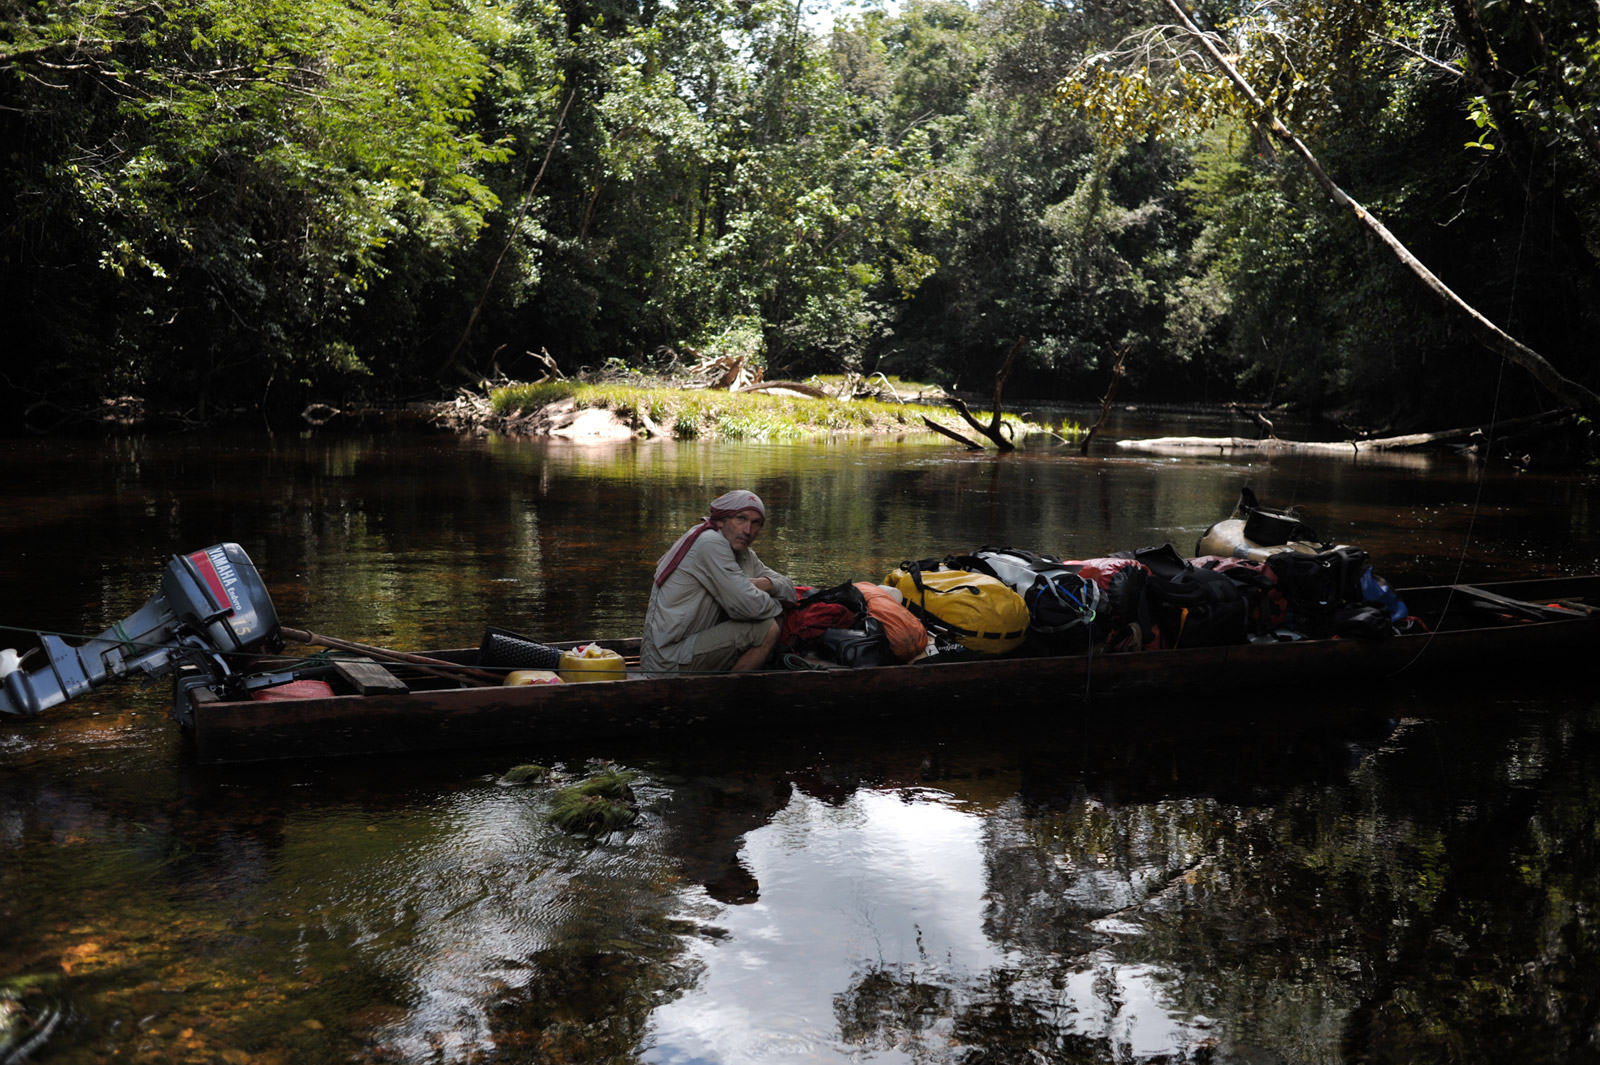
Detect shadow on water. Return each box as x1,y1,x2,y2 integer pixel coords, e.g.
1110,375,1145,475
3,425,1600,1063
6,670,1600,1062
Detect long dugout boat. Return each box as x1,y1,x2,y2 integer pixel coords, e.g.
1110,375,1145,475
181,575,1599,764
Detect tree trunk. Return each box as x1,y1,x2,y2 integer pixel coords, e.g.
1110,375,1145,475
1164,0,1600,423
1080,346,1127,455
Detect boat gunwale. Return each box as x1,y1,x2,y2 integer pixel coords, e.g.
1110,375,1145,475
198,575,1600,712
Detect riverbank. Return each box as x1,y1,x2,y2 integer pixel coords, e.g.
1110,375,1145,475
433,378,1059,442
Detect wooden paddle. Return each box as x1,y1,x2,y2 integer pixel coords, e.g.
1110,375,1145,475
279,626,502,687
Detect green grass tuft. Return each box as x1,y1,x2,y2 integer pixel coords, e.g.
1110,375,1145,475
501,763,551,785
546,769,642,837
488,381,1056,441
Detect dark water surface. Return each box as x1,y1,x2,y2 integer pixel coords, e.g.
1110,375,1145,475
2,421,1599,1064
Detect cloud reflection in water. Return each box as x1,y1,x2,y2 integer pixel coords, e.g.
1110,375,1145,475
646,787,1205,1063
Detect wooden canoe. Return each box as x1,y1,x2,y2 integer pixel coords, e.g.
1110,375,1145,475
179,576,1600,764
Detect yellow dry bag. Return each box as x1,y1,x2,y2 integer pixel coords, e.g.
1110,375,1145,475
883,562,1029,654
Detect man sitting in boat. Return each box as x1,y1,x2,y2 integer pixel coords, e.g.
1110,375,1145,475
641,489,798,674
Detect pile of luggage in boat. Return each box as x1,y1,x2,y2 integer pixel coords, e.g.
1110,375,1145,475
783,488,1413,669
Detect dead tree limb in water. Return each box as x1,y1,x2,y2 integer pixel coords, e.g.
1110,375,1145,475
922,416,986,449
1081,346,1128,455
1227,401,1276,438
924,337,1028,450
1163,0,1600,423
947,337,1026,451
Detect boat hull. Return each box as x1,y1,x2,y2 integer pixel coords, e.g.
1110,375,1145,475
183,577,1600,764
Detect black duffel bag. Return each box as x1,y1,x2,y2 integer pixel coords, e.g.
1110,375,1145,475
1126,544,1250,649
1267,545,1369,628
817,617,893,668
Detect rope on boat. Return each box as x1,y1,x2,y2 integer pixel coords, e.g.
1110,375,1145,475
0,622,521,687
0,623,256,663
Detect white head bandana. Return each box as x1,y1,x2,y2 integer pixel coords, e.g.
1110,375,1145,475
653,490,767,586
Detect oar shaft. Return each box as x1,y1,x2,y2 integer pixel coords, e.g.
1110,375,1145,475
279,626,501,686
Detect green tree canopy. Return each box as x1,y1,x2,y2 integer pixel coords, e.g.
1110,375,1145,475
3,0,511,418
5,0,1598,433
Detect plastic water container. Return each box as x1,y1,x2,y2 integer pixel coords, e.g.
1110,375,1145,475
558,644,625,683
504,670,562,686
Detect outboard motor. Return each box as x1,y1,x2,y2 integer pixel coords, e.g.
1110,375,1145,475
0,543,283,722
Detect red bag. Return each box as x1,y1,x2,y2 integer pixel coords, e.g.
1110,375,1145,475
1073,557,1150,627
251,679,335,702
778,602,857,649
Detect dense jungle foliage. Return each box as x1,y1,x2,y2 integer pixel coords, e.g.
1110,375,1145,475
3,0,1598,431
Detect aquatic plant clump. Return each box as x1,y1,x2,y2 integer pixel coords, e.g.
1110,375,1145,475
547,768,642,837
501,763,550,785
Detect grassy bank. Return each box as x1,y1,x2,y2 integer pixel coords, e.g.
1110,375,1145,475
489,380,1054,441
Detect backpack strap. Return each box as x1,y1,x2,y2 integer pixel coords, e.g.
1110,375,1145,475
901,559,985,597
899,559,933,598
977,545,1071,572
943,553,1002,581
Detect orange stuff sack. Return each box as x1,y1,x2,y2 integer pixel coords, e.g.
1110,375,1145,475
854,582,928,662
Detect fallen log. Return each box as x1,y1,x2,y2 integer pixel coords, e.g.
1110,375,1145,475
735,380,833,399
1115,410,1577,454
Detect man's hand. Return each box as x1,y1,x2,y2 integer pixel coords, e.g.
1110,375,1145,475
751,577,774,594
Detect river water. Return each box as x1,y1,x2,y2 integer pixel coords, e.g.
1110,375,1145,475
2,415,1598,1064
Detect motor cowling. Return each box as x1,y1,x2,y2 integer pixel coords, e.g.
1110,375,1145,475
161,544,280,658
0,544,283,718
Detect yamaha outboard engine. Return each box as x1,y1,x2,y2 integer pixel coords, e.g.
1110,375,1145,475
0,544,283,722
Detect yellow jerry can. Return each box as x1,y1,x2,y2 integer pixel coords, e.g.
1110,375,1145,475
558,644,626,683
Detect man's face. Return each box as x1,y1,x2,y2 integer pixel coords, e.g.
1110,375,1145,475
719,509,765,552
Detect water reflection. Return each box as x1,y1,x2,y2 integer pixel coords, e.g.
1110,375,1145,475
643,761,1333,1063
632,698,1600,1065
648,788,1009,1064
3,428,1600,1064
5,431,1599,657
